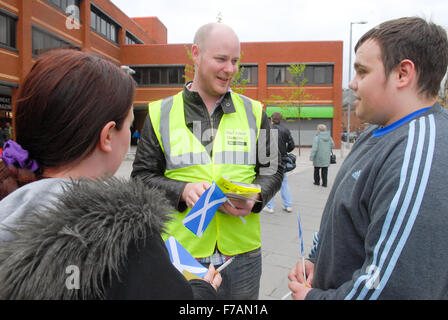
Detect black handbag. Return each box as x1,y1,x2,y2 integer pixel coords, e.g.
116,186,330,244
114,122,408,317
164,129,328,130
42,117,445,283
330,152,336,164
282,153,296,172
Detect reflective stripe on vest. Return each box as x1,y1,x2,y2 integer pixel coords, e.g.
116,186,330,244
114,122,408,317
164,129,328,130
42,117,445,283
159,93,259,170
149,91,263,257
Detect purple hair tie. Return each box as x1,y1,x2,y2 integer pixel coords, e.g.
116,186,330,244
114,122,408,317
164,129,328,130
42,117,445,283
1,140,40,172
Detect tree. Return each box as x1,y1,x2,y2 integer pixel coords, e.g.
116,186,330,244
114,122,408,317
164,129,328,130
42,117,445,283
230,52,248,95
216,11,223,23
183,45,195,84
264,64,313,155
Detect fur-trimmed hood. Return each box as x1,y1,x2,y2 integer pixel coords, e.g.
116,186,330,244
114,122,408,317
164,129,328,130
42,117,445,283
0,177,172,299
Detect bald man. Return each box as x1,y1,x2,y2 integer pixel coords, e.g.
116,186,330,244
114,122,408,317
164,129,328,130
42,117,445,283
132,22,283,299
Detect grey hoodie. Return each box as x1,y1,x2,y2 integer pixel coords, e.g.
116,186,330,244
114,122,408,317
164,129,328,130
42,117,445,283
0,178,67,241
307,103,448,299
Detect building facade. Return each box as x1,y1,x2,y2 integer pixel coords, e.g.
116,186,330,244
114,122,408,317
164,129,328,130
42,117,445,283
0,0,343,147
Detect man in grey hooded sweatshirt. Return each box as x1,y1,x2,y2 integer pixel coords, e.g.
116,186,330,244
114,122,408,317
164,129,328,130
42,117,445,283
310,124,334,187
288,17,448,300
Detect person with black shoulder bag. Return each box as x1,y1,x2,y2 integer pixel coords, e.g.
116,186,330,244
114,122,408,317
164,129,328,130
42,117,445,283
310,124,335,187
263,112,295,213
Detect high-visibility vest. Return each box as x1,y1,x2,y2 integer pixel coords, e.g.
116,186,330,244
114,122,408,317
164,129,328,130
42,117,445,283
149,91,263,257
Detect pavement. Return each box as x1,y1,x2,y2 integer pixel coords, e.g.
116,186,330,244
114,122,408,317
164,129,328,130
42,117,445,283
115,144,350,300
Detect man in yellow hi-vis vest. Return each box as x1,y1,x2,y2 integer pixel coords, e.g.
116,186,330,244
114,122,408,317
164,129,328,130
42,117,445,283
131,22,283,299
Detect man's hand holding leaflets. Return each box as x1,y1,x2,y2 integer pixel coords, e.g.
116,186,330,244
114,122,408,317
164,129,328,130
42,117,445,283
216,176,261,218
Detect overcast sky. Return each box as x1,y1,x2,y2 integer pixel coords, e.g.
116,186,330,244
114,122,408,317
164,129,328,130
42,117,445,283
110,0,448,89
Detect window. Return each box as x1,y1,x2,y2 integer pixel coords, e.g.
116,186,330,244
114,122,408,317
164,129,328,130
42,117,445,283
32,27,76,56
267,64,334,85
303,65,333,85
0,12,16,49
239,65,258,85
90,6,120,44
125,31,143,45
45,0,80,21
132,66,185,86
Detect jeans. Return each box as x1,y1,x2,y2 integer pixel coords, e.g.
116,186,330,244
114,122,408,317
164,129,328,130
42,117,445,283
203,247,262,300
266,173,292,209
314,166,328,186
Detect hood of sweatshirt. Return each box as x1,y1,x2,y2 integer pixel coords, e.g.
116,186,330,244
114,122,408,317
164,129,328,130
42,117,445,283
318,131,331,142
0,177,171,299
0,178,67,242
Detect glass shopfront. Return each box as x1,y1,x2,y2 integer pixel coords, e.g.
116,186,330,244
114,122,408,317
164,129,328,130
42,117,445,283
0,84,13,127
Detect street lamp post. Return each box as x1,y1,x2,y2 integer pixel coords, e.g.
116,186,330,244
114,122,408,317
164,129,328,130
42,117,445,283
347,21,367,144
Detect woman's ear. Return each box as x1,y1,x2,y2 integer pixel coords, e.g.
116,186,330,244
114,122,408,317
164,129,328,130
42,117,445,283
98,121,116,153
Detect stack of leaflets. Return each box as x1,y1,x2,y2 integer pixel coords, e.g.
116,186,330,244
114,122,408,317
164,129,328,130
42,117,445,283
216,176,262,202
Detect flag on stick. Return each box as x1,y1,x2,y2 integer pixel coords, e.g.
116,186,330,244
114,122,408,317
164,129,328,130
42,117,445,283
164,236,208,278
297,210,307,285
297,210,305,257
282,210,309,300
183,182,227,237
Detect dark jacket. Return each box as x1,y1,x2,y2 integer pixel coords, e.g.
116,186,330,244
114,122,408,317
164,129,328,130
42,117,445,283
0,129,7,148
271,123,295,161
131,86,284,213
0,177,217,299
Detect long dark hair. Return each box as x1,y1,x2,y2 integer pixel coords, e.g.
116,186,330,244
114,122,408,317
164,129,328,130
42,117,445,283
0,49,135,199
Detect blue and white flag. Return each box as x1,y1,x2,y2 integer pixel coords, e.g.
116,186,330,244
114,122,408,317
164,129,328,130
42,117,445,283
183,182,227,237
165,236,208,278
297,211,305,257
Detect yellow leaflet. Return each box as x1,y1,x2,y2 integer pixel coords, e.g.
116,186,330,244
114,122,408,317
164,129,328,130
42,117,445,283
216,176,261,196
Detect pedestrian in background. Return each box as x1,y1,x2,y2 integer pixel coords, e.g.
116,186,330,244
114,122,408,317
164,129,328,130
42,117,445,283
4,122,12,140
310,124,334,187
263,112,295,213
132,129,140,145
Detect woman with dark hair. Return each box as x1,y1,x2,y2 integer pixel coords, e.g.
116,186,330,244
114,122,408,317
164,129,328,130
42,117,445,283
0,49,220,299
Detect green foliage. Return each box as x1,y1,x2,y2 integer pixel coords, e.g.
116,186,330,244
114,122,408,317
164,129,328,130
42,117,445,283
183,45,194,84
264,64,314,112
217,11,223,23
230,51,248,95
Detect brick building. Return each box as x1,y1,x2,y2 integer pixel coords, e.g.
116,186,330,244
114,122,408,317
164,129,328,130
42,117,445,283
0,0,343,147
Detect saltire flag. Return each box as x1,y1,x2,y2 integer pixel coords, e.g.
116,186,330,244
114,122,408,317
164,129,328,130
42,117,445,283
183,182,227,237
297,210,305,257
165,236,208,278
297,210,308,284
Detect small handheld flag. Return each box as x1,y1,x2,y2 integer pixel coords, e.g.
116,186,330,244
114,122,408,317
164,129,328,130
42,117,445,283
281,210,309,300
297,210,307,284
165,236,208,278
183,182,227,237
